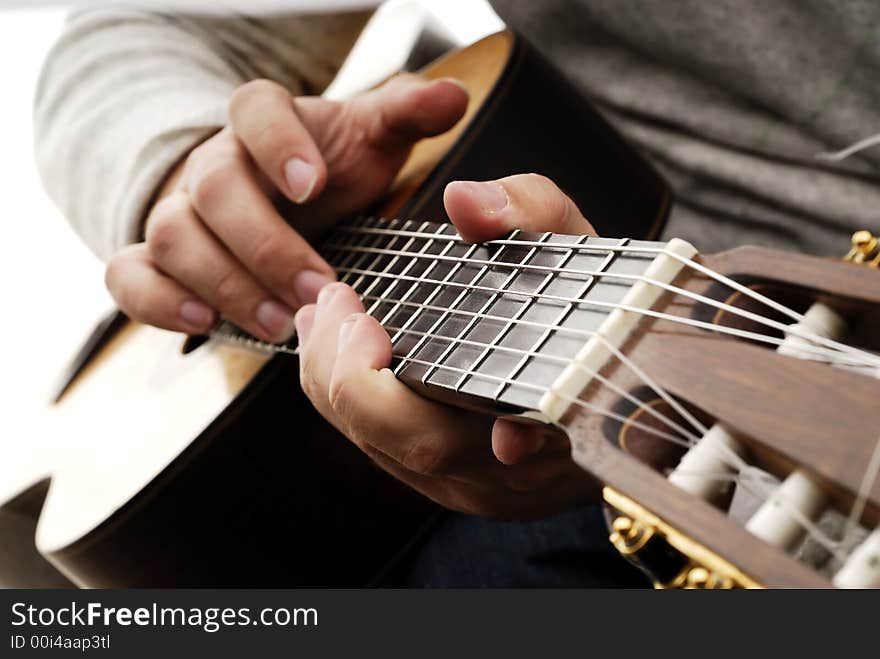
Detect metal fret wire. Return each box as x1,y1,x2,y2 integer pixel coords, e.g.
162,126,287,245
333,223,880,368
390,232,499,380
372,223,459,332
489,236,621,402
382,323,701,444
351,221,458,342
340,219,427,296
327,239,880,368
445,233,552,393
431,233,546,388
413,230,534,385
332,216,386,289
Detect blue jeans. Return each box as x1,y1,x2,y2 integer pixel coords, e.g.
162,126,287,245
395,503,649,588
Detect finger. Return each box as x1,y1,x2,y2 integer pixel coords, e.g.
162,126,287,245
146,191,296,343
491,419,567,466
443,173,597,243
185,136,336,309
328,309,490,476
279,76,468,230
350,74,470,150
295,282,367,420
230,79,327,204
105,243,216,334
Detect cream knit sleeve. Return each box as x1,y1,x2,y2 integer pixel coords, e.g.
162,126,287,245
34,8,370,261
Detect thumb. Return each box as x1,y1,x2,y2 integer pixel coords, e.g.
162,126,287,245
352,74,470,150
444,173,597,243
286,74,469,230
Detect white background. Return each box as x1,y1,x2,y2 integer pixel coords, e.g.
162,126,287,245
0,1,502,494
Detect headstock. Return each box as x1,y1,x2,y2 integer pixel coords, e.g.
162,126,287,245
560,232,880,588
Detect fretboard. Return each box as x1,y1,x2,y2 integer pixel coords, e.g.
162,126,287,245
315,217,667,418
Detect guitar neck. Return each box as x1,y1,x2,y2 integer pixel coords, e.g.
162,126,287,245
320,217,671,419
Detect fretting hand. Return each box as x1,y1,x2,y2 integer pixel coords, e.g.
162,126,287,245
296,174,601,518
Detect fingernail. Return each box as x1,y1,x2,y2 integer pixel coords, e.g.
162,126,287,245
294,269,335,306
436,76,469,95
284,157,317,203
316,284,339,310
256,300,296,342
180,300,215,331
337,316,358,353
294,308,314,344
466,181,508,214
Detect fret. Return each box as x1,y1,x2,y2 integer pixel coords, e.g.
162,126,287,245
422,230,544,389
485,233,599,401
378,225,478,366
492,237,626,405
392,232,508,382
358,220,434,321
333,217,383,289
444,231,554,393
347,218,422,297
375,223,457,342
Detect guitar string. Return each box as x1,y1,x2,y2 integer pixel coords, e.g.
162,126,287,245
839,432,880,558
330,228,871,368
327,241,880,368
348,272,868,368
335,223,879,367
337,224,807,321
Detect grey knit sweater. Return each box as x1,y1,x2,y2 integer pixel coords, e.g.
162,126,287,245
35,1,880,260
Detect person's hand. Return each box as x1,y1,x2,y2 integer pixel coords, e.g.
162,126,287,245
104,75,468,343
296,174,601,518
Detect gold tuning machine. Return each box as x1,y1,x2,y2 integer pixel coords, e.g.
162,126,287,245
845,230,880,268
603,487,762,589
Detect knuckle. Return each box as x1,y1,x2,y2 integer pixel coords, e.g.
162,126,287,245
248,232,286,275
144,199,186,261
230,79,284,115
190,160,240,210
530,173,569,218
210,269,243,309
401,434,449,477
229,78,290,123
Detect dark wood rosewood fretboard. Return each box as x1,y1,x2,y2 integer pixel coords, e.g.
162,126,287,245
218,217,669,419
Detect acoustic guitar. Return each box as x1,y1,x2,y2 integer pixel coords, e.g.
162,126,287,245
6,31,880,589
1,30,668,588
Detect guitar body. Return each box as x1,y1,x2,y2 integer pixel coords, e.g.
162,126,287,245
20,32,670,587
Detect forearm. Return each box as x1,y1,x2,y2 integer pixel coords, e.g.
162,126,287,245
34,8,369,261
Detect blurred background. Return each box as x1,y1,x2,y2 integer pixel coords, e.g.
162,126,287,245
0,1,502,498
